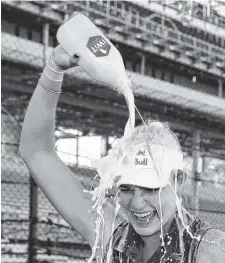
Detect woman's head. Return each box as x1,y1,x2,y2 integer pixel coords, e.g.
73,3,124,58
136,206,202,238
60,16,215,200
114,121,186,236
94,120,187,237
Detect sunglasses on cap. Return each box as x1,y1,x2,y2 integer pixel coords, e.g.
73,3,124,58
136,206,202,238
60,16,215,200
119,184,160,193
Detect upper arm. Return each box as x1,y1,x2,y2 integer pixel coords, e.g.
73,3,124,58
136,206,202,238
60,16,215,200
196,228,225,263
22,151,125,248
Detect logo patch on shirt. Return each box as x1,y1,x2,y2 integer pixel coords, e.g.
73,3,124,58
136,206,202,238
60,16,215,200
87,35,111,57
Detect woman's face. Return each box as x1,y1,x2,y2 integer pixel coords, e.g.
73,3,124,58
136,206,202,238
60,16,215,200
118,180,177,237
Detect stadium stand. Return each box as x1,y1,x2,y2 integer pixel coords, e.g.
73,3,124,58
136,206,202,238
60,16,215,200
1,1,225,262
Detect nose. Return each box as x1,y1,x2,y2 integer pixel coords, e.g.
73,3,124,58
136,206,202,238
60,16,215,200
129,187,146,211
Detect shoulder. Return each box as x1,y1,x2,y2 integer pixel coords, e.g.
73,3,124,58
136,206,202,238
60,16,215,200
195,228,225,263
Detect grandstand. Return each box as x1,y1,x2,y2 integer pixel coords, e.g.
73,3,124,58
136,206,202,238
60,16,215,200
1,1,225,262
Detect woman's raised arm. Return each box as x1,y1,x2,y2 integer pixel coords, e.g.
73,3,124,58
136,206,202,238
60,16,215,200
19,46,122,248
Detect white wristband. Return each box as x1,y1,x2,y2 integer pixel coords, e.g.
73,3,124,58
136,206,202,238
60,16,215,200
43,68,63,82
50,51,66,73
38,80,61,94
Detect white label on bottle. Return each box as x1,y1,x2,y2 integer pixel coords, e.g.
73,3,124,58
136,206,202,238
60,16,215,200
87,36,111,57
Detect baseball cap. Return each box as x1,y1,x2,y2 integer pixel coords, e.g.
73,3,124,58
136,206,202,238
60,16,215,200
96,139,184,190
117,143,184,188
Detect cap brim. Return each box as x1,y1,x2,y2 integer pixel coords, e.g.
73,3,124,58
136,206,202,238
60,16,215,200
117,166,171,189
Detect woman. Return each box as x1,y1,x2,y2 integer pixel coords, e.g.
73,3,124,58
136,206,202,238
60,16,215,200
20,45,225,263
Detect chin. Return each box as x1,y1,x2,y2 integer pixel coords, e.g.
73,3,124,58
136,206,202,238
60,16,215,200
134,223,161,237
129,211,175,237
129,211,161,237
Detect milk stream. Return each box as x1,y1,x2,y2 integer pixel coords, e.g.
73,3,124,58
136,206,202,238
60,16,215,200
171,174,201,242
105,194,121,263
158,188,166,263
175,215,185,263
87,205,105,263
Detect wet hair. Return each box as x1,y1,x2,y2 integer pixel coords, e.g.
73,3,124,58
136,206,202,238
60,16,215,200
176,169,188,188
121,119,182,152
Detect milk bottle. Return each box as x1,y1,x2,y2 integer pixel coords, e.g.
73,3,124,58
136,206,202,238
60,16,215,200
57,12,135,135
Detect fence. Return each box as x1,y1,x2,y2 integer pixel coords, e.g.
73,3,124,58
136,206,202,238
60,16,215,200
1,110,94,263
2,105,225,263
1,2,225,262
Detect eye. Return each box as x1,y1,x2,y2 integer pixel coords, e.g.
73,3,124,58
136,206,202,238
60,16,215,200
142,187,160,193
119,184,134,192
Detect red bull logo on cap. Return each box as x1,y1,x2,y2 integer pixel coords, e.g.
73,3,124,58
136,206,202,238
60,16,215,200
87,35,111,57
134,148,153,169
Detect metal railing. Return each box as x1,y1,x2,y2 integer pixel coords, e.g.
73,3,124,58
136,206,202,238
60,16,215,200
2,32,225,121
3,1,225,65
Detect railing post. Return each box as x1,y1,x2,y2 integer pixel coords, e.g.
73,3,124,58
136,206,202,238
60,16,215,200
106,0,110,18
63,2,69,21
85,0,90,17
202,155,206,174
28,177,38,263
43,23,49,65
218,79,223,98
64,11,69,21
141,53,146,75
76,135,79,165
101,136,110,157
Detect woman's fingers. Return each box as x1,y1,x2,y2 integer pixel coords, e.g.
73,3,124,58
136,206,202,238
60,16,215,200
70,53,80,66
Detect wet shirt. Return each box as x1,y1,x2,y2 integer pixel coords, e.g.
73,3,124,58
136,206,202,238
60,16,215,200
104,216,214,263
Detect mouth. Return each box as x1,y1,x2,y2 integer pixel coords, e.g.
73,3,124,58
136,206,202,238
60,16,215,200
131,210,156,226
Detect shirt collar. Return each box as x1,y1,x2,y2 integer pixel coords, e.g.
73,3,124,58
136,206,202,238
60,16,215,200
112,218,182,263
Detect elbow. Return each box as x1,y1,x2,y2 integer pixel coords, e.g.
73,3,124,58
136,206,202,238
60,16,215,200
19,126,31,160
19,126,56,160
19,136,56,162
19,133,36,161
19,138,30,162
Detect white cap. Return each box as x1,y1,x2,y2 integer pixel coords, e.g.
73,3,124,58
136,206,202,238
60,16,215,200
117,144,184,188
96,142,184,190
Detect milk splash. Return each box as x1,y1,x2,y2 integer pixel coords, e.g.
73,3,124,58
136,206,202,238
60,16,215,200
85,179,122,263
105,193,121,263
86,194,105,263
170,173,200,241
158,187,167,263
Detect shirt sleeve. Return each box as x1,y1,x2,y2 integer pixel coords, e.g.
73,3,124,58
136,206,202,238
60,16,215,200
195,228,225,263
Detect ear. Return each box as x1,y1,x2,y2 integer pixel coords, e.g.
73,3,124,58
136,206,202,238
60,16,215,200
171,169,188,188
177,169,188,186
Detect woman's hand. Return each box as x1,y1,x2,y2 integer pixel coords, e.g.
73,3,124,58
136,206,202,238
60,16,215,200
52,45,80,70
